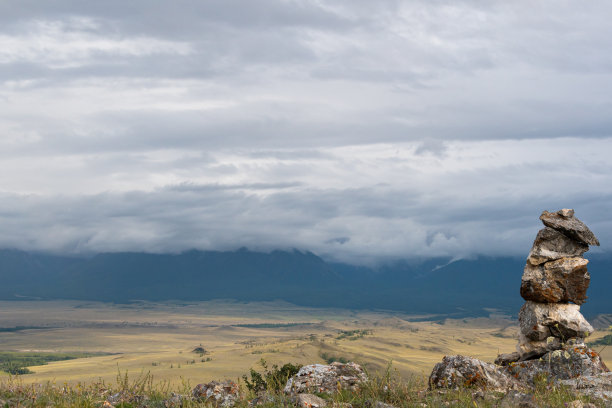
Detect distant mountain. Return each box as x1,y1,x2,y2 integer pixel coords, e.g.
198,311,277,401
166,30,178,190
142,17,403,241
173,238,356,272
1,248,610,317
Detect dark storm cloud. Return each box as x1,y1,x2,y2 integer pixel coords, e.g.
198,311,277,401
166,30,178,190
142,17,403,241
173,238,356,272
1,1,612,262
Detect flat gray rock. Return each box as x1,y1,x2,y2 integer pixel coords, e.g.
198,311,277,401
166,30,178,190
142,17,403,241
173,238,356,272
429,355,523,392
284,362,367,395
540,209,600,246
527,227,588,265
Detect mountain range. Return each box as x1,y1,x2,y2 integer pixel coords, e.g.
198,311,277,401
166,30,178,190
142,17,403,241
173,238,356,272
1,248,610,318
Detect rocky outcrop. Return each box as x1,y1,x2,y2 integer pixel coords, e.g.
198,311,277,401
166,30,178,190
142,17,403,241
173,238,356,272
429,355,523,392
560,372,612,402
192,380,240,407
508,344,609,385
430,209,609,403
284,362,367,395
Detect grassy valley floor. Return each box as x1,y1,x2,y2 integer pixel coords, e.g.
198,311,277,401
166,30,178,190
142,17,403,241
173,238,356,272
0,300,610,388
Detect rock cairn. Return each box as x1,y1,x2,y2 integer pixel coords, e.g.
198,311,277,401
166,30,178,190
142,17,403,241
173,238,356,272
430,209,610,402
517,209,599,360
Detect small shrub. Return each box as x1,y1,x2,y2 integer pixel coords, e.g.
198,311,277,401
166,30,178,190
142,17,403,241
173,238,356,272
242,359,302,393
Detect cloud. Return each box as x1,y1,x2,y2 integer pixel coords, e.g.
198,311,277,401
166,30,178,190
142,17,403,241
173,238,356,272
1,1,611,263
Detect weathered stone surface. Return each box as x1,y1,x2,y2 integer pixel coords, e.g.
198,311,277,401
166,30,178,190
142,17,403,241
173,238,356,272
520,258,590,304
428,355,523,392
516,333,562,360
296,393,327,408
367,401,397,408
193,380,240,407
495,351,520,366
498,390,536,408
560,372,612,403
508,345,609,386
284,362,367,395
518,301,593,341
540,209,600,246
527,227,589,265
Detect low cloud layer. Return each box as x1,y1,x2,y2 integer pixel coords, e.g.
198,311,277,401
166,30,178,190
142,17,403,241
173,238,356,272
1,1,611,264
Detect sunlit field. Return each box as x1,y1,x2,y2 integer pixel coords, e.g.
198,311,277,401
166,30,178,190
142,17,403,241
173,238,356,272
0,300,610,388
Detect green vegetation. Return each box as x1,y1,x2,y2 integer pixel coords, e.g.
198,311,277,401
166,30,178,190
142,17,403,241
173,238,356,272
242,359,302,393
588,334,612,347
0,352,105,375
320,352,349,364
0,326,50,333
0,363,599,407
336,329,372,340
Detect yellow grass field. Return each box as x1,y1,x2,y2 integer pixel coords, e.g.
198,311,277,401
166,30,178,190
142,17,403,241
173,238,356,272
0,300,610,387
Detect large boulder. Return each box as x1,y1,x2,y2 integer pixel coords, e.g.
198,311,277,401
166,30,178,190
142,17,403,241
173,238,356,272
508,345,609,386
518,301,593,342
527,227,589,265
192,380,240,407
428,355,523,392
540,209,600,246
520,258,590,304
284,362,367,395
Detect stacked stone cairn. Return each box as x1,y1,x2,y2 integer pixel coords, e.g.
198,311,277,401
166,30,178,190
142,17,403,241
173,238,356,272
429,209,611,401
516,208,599,361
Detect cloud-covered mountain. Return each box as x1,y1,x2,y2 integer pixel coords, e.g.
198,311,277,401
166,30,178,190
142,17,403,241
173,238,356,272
1,248,609,317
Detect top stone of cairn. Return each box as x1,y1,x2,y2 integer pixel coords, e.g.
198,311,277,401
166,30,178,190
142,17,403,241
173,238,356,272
540,209,600,247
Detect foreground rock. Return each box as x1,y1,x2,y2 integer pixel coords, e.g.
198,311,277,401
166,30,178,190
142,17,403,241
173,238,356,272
284,362,367,395
560,372,612,402
192,380,240,407
428,355,523,392
508,344,609,385
540,209,600,246
520,257,590,304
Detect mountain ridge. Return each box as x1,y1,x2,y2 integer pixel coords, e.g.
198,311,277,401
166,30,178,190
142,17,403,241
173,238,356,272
1,248,610,317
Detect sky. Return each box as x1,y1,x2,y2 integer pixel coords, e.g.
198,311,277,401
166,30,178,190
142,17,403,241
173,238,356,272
1,0,611,264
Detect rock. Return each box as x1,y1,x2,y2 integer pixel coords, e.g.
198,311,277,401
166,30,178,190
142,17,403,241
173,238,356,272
164,392,189,407
566,401,599,408
540,209,600,246
520,258,590,304
367,401,397,408
428,355,523,392
495,351,520,366
516,333,562,360
296,393,327,408
192,380,240,407
559,372,612,403
518,301,593,342
527,227,589,265
498,390,536,408
284,362,367,395
248,393,276,406
508,345,609,386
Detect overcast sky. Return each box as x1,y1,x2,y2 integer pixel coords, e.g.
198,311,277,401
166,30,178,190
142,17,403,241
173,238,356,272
1,1,611,264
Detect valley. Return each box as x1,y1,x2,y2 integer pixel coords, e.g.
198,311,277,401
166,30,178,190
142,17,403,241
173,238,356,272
1,300,610,387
